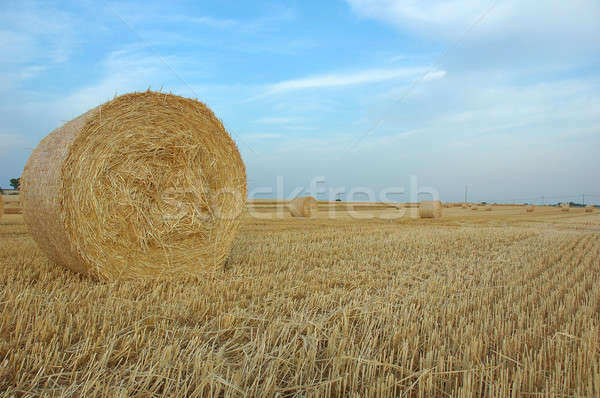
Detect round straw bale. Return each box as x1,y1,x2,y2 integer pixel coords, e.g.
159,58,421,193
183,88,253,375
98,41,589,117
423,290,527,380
560,203,570,212
484,205,492,211
289,196,318,218
526,205,535,212
461,203,468,209
4,208,22,215
471,205,478,210
585,205,594,213
419,200,442,218
21,91,247,281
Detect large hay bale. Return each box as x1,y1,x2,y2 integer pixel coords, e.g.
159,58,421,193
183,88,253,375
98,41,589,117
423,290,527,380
289,196,318,218
419,200,442,218
526,205,535,212
560,203,570,212
461,203,469,209
585,205,594,213
21,91,247,281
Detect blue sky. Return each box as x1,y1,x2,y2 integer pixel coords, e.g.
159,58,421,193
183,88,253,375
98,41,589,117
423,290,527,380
1,0,599,203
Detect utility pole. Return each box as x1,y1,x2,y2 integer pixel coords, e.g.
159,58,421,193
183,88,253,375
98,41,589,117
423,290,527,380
582,194,585,205
464,185,468,203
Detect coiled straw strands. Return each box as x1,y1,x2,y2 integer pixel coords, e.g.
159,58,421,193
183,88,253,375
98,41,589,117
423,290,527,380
22,91,247,281
419,200,442,218
289,197,318,218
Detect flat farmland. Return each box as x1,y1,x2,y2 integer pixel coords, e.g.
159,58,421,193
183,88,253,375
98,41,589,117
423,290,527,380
1,205,599,397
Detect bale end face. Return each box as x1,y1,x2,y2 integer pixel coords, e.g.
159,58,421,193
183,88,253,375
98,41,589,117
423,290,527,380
289,197,318,218
419,200,442,218
22,91,247,281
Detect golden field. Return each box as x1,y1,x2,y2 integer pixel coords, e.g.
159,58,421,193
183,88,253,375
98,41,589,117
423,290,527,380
1,203,599,397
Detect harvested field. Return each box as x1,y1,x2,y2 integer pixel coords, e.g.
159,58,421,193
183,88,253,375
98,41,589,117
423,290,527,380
1,204,599,396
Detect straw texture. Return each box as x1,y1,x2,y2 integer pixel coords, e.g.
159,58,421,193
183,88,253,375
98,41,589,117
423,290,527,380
419,200,442,218
585,205,594,213
0,195,3,222
2,195,22,215
484,206,492,211
22,91,247,281
289,197,318,218
561,203,570,212
4,208,22,215
526,205,535,212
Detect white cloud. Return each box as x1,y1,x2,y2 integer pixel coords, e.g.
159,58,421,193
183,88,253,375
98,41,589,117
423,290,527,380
0,3,81,66
240,133,283,140
254,117,300,124
346,0,600,45
261,67,431,96
422,70,446,81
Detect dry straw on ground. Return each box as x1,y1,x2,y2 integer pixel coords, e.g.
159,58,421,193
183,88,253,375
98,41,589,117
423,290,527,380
585,205,594,213
484,205,492,211
419,200,442,218
0,195,3,222
561,203,570,212
289,196,318,218
471,205,479,210
21,91,247,281
526,205,535,212
461,203,469,209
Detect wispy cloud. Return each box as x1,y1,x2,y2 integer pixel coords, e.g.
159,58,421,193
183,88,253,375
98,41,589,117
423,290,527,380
423,70,446,81
346,0,600,45
259,67,432,97
240,133,283,140
254,116,300,124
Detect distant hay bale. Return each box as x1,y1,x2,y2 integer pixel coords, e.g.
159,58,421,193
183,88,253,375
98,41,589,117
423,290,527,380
526,205,535,212
484,205,492,211
560,203,570,212
289,196,318,218
585,205,594,213
21,91,247,281
4,208,22,215
404,202,420,208
461,203,469,209
419,200,442,218
3,195,22,215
